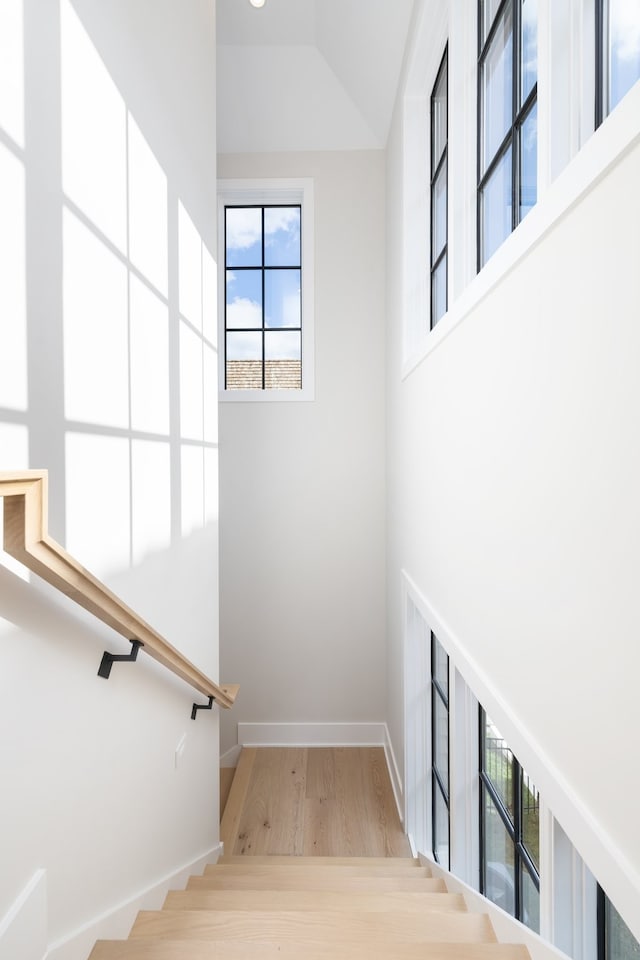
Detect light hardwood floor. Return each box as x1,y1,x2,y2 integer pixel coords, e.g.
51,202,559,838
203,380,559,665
221,747,412,858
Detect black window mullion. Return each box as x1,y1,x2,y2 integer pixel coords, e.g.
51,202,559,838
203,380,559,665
431,46,448,330
595,0,605,128
597,884,607,960
511,0,519,233
224,208,228,390
261,207,265,390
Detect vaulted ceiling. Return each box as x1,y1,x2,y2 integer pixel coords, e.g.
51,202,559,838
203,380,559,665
216,0,416,153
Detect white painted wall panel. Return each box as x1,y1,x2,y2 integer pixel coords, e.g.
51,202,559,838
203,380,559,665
386,89,640,935
0,1,220,955
218,150,387,756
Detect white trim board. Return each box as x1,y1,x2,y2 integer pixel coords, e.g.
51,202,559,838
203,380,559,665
44,843,223,960
236,722,405,824
0,868,47,960
422,853,573,960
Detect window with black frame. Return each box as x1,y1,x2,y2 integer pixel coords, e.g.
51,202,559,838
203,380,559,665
431,48,448,329
595,0,640,127
598,886,640,960
224,204,302,391
479,709,540,931
477,0,538,268
431,632,450,867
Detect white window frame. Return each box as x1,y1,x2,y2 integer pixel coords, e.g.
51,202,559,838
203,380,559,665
217,178,315,403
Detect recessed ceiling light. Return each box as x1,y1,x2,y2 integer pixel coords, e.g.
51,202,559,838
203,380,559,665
249,0,266,7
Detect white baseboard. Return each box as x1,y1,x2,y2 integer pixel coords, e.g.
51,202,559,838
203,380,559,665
0,868,47,960
220,744,242,768
44,843,223,960
238,721,388,748
235,721,405,824
383,723,404,824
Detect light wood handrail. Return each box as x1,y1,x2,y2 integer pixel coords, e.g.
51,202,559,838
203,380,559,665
0,470,238,709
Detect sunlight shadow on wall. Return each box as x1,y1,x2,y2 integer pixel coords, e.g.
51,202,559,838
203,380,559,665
59,0,218,582
65,432,130,576
60,0,126,252
0,0,25,149
0,0,29,582
0,142,27,413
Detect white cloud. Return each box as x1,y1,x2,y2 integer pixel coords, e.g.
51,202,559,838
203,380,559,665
227,296,261,329
226,208,261,250
611,0,640,62
264,207,299,236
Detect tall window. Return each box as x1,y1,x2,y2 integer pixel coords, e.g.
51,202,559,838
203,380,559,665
596,0,640,126
478,0,538,268
431,48,448,329
479,710,540,932
598,887,640,960
225,205,302,390
218,179,314,401
431,632,450,866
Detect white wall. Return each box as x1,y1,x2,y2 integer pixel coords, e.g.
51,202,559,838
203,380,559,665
386,55,640,939
218,150,387,758
0,1,221,956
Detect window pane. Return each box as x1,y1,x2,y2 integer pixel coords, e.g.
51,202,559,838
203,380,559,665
521,864,540,933
484,715,515,821
608,0,640,112
480,0,504,46
226,207,262,267
484,790,516,916
434,780,450,867
264,206,301,267
265,269,301,328
226,331,262,390
521,770,540,870
521,0,538,105
432,634,448,698
519,102,537,221
431,257,447,327
226,269,262,329
433,691,449,794
481,4,513,173
606,898,640,960
432,57,448,169
481,146,512,266
432,161,447,263
265,330,301,390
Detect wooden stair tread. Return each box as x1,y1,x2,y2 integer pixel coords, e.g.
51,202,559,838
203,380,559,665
130,909,497,943
90,942,530,960
205,863,432,878
217,855,420,866
164,888,466,912
188,873,446,892
188,873,445,892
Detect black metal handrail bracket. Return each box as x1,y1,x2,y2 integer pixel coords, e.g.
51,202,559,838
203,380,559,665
98,639,143,679
191,695,215,720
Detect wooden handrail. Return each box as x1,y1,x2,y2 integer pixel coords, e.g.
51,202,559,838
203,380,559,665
0,470,238,709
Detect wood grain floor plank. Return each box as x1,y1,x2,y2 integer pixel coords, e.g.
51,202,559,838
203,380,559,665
220,748,256,850
232,748,307,856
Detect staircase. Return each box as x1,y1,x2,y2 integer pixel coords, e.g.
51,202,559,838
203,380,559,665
88,855,532,959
